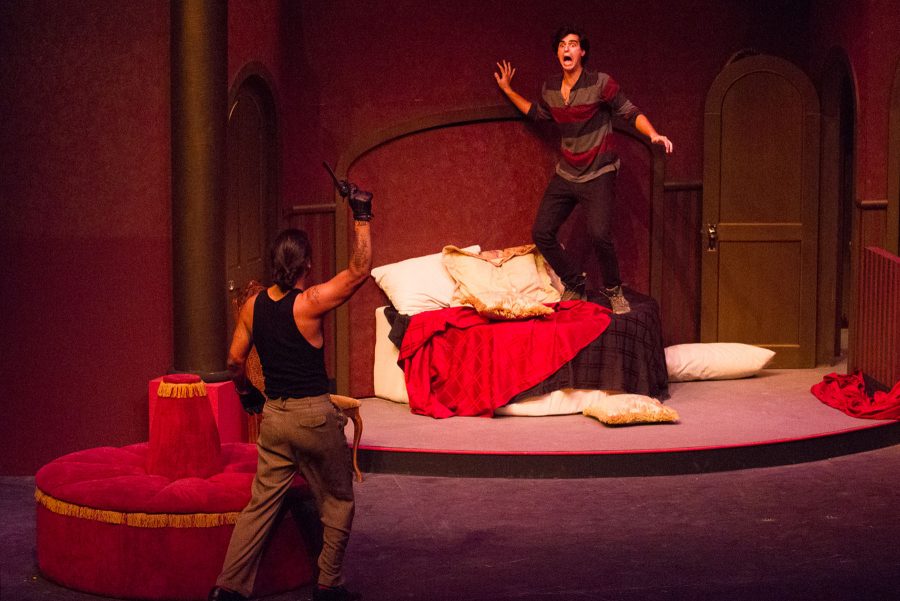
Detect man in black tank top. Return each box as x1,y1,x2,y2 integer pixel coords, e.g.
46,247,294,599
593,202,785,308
209,184,374,601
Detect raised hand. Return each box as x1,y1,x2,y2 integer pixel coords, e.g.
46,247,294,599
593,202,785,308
348,185,373,222
494,60,517,92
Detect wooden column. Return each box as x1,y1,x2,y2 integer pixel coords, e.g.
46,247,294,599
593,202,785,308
171,0,228,379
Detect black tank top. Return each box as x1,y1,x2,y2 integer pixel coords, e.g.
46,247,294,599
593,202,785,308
253,289,329,399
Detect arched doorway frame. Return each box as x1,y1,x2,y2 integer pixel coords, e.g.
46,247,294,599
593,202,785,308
817,47,858,364
225,63,281,335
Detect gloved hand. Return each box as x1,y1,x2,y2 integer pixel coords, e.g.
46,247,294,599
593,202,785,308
323,162,373,221
347,185,373,222
237,383,266,415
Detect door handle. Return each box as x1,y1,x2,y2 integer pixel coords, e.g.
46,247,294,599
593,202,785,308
706,223,718,251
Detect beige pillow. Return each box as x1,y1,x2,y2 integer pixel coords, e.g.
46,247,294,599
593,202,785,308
583,394,680,425
442,244,560,319
665,343,776,382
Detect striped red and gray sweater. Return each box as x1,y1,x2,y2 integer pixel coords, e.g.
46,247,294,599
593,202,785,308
527,70,641,183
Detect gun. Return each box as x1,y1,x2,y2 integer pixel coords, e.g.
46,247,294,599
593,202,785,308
323,161,352,198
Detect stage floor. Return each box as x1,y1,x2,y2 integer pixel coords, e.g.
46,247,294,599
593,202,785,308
351,361,900,477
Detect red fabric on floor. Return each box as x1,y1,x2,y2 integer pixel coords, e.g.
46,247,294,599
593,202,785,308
399,301,611,418
811,371,900,420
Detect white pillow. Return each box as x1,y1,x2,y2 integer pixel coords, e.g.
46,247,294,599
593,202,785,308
664,343,776,382
495,389,607,416
373,307,409,403
371,245,480,315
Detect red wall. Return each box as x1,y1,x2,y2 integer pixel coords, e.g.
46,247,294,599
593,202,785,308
0,1,172,474
2,0,898,473
808,0,900,204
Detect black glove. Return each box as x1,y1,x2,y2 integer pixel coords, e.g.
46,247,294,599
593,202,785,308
237,383,266,415
348,184,373,221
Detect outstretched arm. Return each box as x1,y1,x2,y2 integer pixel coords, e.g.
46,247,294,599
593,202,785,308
494,60,533,115
635,114,674,154
300,212,372,319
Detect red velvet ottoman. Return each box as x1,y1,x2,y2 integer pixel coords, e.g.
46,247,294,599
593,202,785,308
35,443,316,600
35,375,317,600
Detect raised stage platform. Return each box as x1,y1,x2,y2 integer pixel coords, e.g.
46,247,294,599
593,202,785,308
352,361,900,478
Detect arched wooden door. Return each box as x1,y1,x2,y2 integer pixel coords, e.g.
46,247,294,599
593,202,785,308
225,74,279,334
702,55,820,368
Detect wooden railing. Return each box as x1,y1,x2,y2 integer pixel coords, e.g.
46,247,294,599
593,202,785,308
852,246,900,387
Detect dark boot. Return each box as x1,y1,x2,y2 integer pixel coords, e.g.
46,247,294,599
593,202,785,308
208,586,247,601
313,585,362,601
560,273,587,301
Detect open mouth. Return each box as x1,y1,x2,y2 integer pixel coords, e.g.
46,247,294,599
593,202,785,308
562,55,574,65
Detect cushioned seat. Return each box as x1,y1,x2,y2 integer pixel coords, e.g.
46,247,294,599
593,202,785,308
34,374,317,600
35,443,315,600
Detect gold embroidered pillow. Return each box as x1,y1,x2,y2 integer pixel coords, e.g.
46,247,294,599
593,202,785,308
583,394,680,425
469,291,553,320
442,244,560,319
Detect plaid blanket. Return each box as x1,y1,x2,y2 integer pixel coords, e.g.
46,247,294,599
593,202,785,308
510,289,669,401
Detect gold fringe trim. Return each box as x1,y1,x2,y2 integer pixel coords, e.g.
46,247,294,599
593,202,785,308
34,488,240,528
157,380,207,399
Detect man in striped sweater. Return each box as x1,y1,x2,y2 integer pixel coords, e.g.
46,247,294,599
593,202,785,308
494,25,673,314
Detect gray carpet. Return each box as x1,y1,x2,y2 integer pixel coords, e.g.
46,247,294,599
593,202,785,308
5,442,900,601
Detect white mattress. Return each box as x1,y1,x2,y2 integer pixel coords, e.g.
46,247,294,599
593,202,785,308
372,306,607,415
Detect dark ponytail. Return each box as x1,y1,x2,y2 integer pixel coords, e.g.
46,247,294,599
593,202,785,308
270,229,311,291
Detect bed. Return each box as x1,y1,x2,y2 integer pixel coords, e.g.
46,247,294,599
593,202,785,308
368,242,669,418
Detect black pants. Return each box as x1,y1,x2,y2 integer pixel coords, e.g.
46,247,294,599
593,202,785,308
531,171,621,290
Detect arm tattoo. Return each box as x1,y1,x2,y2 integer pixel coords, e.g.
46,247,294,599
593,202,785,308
308,285,322,305
351,236,370,272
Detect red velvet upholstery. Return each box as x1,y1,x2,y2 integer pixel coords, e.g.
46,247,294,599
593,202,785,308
35,443,315,600
147,374,224,479
36,373,321,601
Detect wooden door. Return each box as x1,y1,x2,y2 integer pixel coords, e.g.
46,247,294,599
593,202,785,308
225,76,278,335
702,55,820,368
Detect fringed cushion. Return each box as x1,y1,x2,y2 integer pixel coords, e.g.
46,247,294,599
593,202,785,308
583,394,680,425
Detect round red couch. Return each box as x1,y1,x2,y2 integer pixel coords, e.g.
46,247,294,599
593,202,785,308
35,441,316,599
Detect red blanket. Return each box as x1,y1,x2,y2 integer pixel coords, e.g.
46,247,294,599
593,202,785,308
811,371,900,420
398,301,611,418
